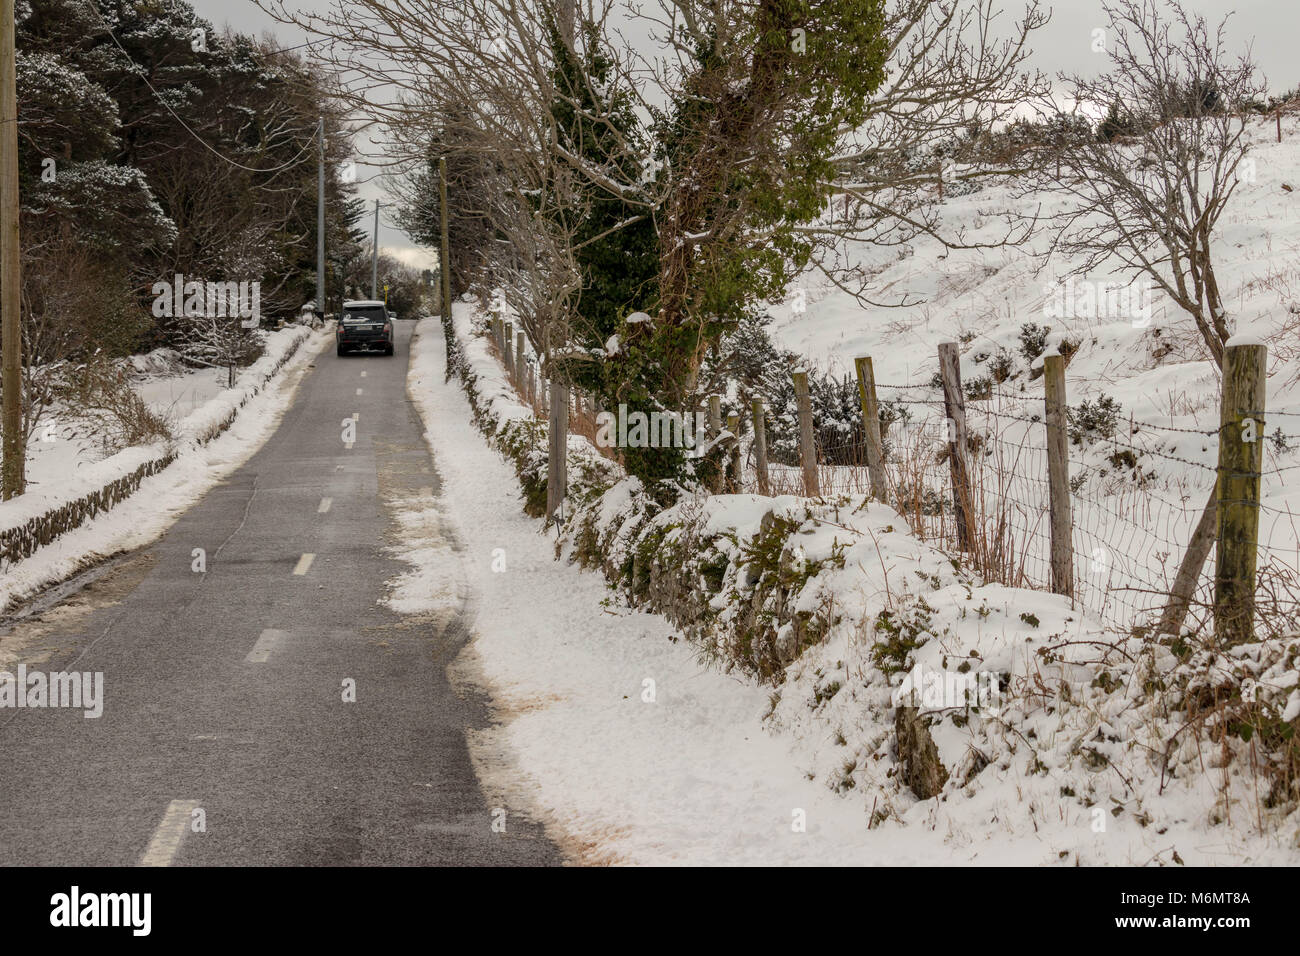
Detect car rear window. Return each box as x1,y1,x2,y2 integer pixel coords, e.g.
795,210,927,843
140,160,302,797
342,306,387,323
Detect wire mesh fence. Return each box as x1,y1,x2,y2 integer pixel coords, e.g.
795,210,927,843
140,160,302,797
483,319,1298,636
739,379,1300,634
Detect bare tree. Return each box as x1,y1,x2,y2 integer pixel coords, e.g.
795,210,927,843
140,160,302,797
803,0,1050,306
258,0,614,375
1040,0,1263,370
1034,0,1266,637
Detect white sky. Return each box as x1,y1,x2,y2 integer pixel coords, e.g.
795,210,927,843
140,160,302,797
189,0,1300,270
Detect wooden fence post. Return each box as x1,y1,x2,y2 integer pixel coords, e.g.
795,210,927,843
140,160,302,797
751,398,770,496
792,370,820,497
1215,341,1267,645
515,331,526,388
547,376,569,523
726,412,741,491
526,363,536,410
706,395,724,493
1043,353,1073,597
853,355,888,502
937,342,973,550
502,321,514,378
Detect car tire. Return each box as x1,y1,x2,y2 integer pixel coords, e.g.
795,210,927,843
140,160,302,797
337,343,347,357
384,344,395,356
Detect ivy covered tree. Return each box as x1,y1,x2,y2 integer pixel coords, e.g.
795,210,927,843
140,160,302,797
278,0,1042,498
546,20,665,479
634,0,890,418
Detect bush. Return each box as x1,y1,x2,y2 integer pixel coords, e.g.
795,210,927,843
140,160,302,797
1018,322,1051,362
989,348,1015,384
59,357,174,455
1067,395,1122,445
711,314,871,467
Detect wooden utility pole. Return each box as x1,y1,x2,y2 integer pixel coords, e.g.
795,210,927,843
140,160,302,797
544,0,575,521
371,200,380,299
546,376,568,523
1043,353,1073,597
792,370,820,497
751,399,770,496
853,356,888,502
937,342,974,550
317,117,325,316
1,0,22,499
1214,342,1267,645
438,158,452,323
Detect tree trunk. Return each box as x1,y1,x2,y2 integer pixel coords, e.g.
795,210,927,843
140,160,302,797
1155,485,1217,637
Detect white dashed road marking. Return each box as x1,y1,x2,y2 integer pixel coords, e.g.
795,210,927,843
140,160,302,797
318,497,332,514
139,799,202,867
246,628,286,663
293,554,315,576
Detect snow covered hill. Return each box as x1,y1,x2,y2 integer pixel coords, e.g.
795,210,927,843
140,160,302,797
766,114,1300,630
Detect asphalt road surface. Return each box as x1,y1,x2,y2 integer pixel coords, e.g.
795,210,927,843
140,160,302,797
0,322,560,866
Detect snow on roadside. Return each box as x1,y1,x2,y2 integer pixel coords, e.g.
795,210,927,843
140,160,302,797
0,327,331,613
26,350,226,492
406,313,1300,865
406,313,982,864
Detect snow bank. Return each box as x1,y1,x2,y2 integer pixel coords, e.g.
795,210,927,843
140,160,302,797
437,303,1300,864
0,325,328,611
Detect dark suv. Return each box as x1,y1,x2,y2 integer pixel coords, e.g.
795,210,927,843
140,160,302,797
336,300,394,356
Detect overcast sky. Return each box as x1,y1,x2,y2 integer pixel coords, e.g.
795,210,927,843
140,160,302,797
189,0,1300,270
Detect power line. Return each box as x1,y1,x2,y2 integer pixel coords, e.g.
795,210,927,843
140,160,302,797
87,6,319,175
